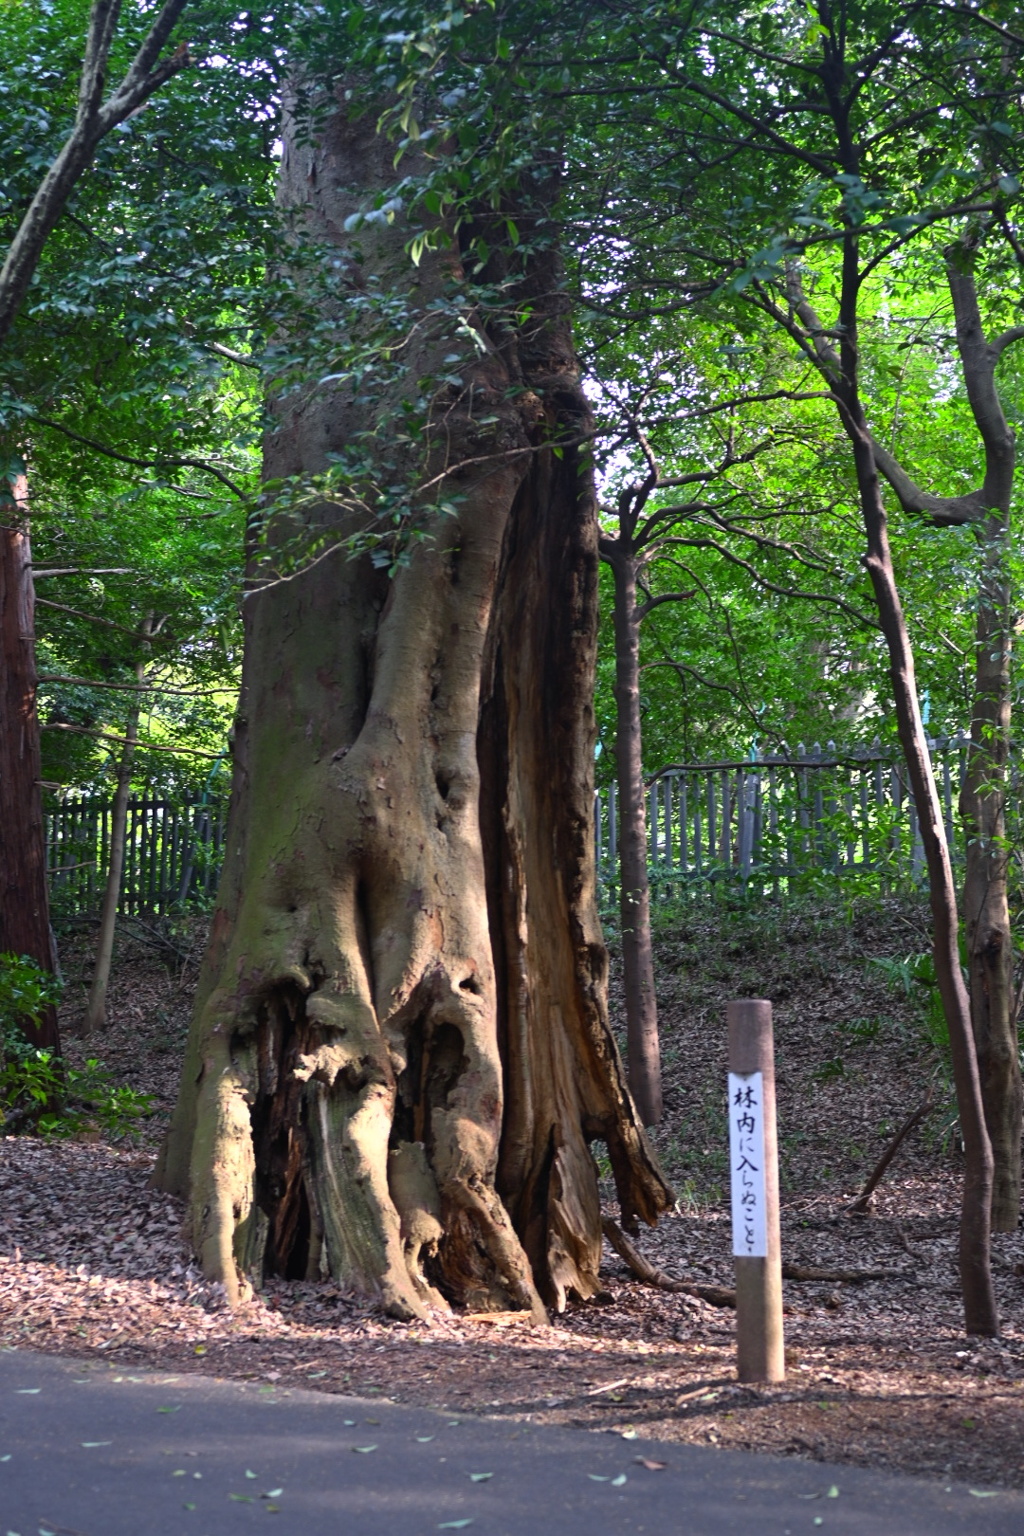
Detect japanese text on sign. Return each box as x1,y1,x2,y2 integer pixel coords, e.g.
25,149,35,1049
728,1070,767,1258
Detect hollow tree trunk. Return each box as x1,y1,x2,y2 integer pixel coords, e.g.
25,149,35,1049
0,469,59,1051
155,99,671,1319
84,621,152,1035
607,547,661,1125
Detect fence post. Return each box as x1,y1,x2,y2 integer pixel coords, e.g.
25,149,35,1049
728,998,784,1384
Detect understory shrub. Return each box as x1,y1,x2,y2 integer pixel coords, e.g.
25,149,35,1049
0,953,151,1138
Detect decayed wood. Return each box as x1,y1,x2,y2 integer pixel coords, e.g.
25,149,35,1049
847,1092,935,1215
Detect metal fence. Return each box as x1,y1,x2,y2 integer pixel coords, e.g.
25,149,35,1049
595,736,972,899
45,794,228,917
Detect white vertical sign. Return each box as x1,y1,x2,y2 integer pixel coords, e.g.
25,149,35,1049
729,1070,767,1258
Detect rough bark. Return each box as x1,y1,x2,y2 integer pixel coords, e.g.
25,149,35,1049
84,619,152,1035
0,473,59,1050
604,545,661,1125
156,98,671,1320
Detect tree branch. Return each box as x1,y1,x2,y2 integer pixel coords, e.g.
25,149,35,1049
32,415,247,499
656,533,879,628
636,588,696,621
40,721,222,758
0,0,191,346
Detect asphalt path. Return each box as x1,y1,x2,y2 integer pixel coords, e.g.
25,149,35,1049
0,1347,1021,1535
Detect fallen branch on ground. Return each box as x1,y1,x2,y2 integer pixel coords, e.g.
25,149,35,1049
780,1263,908,1282
847,1091,935,1214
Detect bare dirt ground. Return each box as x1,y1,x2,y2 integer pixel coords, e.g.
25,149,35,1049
2,894,1022,1492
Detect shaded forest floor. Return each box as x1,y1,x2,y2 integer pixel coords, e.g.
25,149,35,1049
1,892,1023,1492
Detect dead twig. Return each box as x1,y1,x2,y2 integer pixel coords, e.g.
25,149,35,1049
846,1090,935,1214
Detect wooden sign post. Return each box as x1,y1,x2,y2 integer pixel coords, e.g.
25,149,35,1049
727,998,784,1383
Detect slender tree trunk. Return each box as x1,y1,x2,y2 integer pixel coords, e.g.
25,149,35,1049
960,515,1019,1230
155,98,672,1318
607,547,661,1124
815,195,998,1330
849,426,997,1335
0,469,59,1051
943,257,1021,1232
84,620,152,1034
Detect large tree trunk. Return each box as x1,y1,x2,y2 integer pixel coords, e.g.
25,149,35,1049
156,99,671,1319
606,546,661,1125
0,469,59,1051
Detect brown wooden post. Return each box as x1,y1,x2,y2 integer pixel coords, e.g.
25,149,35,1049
728,998,784,1383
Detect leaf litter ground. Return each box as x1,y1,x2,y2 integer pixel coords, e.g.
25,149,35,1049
2,896,1023,1492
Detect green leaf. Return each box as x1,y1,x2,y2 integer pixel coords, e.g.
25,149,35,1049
81,1441,112,1448
353,1445,378,1453
969,1490,1000,1497
437,1523,474,1531
468,1472,493,1482
611,1473,627,1487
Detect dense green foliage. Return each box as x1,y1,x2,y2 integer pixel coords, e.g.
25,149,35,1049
0,952,150,1134
4,0,1024,787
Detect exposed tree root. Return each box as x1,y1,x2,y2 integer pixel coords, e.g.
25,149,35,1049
602,1218,736,1306
603,1218,909,1304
